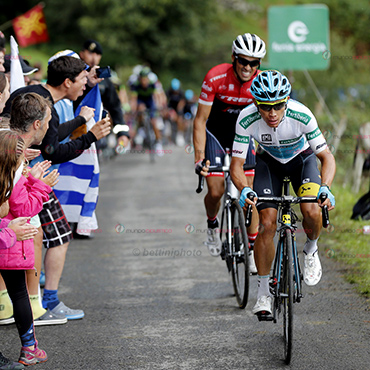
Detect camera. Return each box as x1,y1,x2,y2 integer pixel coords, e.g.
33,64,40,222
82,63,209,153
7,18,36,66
96,66,111,78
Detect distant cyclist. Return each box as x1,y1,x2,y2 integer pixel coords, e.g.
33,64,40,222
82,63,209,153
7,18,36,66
193,33,266,272
230,70,336,316
166,78,186,146
129,66,165,154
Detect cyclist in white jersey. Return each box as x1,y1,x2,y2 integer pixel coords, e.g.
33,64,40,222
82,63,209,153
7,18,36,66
230,70,336,316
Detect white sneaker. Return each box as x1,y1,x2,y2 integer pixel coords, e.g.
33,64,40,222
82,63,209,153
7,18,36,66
303,250,322,286
252,295,272,315
204,227,222,257
249,250,257,274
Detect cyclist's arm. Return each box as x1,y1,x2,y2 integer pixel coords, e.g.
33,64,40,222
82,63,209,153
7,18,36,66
193,102,211,163
316,148,336,188
230,156,253,192
316,148,336,209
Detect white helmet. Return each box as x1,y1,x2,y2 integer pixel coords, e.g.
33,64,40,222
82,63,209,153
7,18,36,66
232,33,266,59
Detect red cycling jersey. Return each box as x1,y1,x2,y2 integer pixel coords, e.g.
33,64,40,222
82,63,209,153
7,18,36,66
199,63,259,150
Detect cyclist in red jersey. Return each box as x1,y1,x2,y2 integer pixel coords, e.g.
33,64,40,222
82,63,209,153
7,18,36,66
193,33,266,271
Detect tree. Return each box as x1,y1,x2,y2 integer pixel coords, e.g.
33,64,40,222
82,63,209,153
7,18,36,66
78,0,221,73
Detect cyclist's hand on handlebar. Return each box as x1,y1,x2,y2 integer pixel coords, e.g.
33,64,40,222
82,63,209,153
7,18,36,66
195,159,210,177
317,186,335,210
239,186,257,209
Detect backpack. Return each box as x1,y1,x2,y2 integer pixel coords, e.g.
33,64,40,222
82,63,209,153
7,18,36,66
351,190,370,220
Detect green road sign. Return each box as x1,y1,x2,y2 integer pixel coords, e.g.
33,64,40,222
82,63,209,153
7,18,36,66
268,4,330,70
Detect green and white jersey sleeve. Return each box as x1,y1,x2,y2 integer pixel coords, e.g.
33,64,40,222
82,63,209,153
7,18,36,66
232,99,328,164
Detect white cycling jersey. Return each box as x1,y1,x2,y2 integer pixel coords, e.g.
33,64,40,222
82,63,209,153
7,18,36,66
232,99,327,164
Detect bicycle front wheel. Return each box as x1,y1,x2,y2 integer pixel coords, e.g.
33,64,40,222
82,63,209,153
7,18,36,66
231,200,250,309
143,115,156,163
282,228,294,364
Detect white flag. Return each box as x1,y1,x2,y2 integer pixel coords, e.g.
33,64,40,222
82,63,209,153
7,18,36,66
10,36,25,93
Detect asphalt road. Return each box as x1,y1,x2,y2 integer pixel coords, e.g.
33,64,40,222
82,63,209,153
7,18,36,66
2,145,370,370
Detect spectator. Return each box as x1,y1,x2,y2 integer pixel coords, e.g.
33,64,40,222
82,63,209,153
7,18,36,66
79,39,130,149
3,55,38,85
47,49,100,239
2,56,111,321
0,80,47,367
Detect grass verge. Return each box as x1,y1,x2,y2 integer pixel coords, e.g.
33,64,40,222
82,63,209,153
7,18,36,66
319,183,370,297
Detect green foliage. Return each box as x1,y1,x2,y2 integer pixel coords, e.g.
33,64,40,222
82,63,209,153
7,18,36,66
78,0,221,74
320,183,370,297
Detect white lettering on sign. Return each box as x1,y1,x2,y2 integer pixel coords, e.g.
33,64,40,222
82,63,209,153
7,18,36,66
288,21,309,43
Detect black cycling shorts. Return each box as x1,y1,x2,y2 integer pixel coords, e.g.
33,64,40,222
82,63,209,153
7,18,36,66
205,129,255,177
254,148,321,211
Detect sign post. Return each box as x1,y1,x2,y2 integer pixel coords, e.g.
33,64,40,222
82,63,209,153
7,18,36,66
268,5,330,70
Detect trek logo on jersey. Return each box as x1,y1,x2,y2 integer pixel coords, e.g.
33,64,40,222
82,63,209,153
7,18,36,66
286,109,311,125
200,92,208,100
210,73,227,83
261,134,272,142
307,127,321,140
239,111,260,130
202,82,212,92
235,134,250,144
219,95,251,104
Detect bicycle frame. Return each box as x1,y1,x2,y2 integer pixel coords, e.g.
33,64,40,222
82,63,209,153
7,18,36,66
271,180,302,324
196,151,251,308
253,177,329,364
220,153,240,265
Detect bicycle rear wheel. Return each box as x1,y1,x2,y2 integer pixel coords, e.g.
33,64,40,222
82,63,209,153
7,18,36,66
282,229,294,364
231,200,249,309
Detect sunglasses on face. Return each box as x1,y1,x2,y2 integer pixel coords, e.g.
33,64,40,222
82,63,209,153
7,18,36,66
235,56,260,68
256,99,288,112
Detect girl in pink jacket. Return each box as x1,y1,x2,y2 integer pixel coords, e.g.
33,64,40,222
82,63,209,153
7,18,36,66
1,161,52,271
0,129,51,368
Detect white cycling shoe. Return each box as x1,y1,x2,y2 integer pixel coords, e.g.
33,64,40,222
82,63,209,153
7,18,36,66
303,250,322,286
204,227,222,257
252,295,272,315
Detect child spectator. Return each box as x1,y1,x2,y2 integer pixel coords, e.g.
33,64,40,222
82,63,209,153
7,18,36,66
0,129,48,367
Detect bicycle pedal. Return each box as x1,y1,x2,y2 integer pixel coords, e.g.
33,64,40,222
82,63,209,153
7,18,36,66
256,312,274,321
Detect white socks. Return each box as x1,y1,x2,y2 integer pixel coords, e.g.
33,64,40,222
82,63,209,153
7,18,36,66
303,237,319,255
257,275,270,298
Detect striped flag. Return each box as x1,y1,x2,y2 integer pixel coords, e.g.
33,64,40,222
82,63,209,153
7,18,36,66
53,85,102,236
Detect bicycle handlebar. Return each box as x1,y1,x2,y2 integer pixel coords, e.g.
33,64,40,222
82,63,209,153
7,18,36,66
196,163,254,194
244,193,330,228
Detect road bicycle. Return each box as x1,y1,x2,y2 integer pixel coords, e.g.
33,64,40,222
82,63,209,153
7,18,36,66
132,109,157,162
196,152,254,308
245,177,329,364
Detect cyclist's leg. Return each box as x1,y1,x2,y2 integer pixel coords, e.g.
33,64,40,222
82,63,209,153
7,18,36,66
291,150,322,285
252,153,282,314
149,112,161,141
291,150,322,241
203,130,226,256
253,152,282,276
244,141,259,272
204,129,226,219
204,176,224,218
